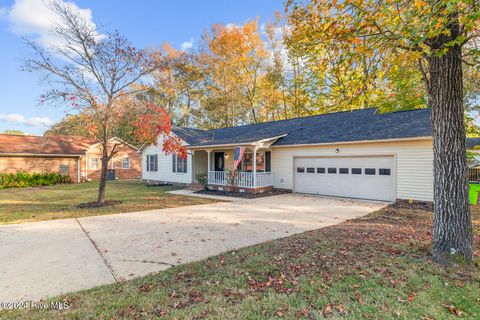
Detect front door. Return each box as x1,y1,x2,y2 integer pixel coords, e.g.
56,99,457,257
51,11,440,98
214,152,225,171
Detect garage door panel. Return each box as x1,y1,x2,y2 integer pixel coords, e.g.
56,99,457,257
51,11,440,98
294,156,395,201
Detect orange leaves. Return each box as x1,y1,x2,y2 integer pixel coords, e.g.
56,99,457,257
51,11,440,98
132,102,171,144
413,0,427,11
163,135,187,159
132,101,184,158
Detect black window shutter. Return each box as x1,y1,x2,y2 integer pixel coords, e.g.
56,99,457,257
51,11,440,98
265,151,271,172
172,154,176,172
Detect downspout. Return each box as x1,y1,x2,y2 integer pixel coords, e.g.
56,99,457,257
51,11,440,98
77,157,81,183
85,152,88,181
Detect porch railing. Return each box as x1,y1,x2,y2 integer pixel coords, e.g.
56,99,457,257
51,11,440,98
208,171,273,188
469,168,480,182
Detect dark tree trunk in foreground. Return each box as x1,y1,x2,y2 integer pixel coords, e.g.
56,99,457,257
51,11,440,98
97,147,109,205
429,18,473,263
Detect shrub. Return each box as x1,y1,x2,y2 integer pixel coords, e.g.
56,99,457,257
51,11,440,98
0,172,73,189
195,172,208,189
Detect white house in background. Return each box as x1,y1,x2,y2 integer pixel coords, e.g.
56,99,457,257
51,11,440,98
467,138,480,168
141,108,434,202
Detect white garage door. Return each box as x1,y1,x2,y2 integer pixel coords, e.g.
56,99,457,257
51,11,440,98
294,156,395,201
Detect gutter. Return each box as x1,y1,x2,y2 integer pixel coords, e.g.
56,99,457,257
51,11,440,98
270,136,433,148
0,153,84,157
187,142,253,150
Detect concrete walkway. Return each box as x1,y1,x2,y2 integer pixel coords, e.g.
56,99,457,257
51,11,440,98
0,194,386,302
167,189,243,201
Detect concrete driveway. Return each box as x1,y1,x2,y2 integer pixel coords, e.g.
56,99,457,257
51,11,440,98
0,194,386,302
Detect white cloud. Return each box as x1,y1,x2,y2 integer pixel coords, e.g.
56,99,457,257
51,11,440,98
0,113,54,128
0,7,8,19
225,23,240,31
181,38,194,51
2,0,97,49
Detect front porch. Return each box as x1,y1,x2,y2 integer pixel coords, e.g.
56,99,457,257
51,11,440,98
190,142,275,193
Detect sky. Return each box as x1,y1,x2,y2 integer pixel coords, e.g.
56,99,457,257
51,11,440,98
0,0,284,135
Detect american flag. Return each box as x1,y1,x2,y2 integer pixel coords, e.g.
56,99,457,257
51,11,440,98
232,147,245,176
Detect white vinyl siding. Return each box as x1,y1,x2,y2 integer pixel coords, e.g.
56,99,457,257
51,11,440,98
271,139,433,202
141,134,192,184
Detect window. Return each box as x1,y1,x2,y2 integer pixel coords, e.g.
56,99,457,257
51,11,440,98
339,168,349,174
365,168,376,175
59,164,69,175
379,168,391,176
90,157,99,170
241,152,271,172
121,157,130,169
297,167,305,173
352,168,362,175
307,167,315,173
146,155,158,172
172,154,187,173
328,168,337,174
317,167,325,173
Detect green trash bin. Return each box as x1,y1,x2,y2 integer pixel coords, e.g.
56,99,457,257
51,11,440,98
469,183,480,205
107,169,116,181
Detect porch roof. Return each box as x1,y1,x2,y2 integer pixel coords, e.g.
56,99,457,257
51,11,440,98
186,135,288,150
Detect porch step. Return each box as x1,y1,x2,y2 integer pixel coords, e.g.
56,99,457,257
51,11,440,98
186,183,204,191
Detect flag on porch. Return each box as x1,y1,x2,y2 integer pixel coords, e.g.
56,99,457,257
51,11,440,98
232,147,245,176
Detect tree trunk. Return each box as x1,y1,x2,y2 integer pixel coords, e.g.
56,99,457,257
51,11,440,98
97,147,109,205
250,101,258,124
428,18,473,263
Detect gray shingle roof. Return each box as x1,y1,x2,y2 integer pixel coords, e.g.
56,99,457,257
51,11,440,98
172,108,432,147
467,138,480,149
171,126,213,145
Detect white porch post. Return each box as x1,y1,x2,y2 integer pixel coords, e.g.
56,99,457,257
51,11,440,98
207,150,211,184
253,147,257,188
191,150,195,183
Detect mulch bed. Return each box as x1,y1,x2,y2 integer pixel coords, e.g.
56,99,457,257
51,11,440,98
77,200,122,209
195,189,291,199
146,183,173,187
389,199,434,211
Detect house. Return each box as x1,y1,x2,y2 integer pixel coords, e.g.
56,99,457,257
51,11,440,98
0,134,141,182
467,137,480,168
142,108,433,202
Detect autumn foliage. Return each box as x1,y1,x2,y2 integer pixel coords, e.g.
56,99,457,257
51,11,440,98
133,102,187,159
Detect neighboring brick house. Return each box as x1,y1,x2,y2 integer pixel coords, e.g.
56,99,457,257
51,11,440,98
0,134,141,182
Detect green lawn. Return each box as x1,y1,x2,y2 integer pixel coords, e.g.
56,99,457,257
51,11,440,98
0,180,217,225
2,203,478,319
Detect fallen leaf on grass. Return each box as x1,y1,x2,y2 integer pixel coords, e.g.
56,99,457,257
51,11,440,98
139,283,155,293
336,304,345,313
355,292,364,304
443,304,463,317
322,304,333,316
295,308,309,319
